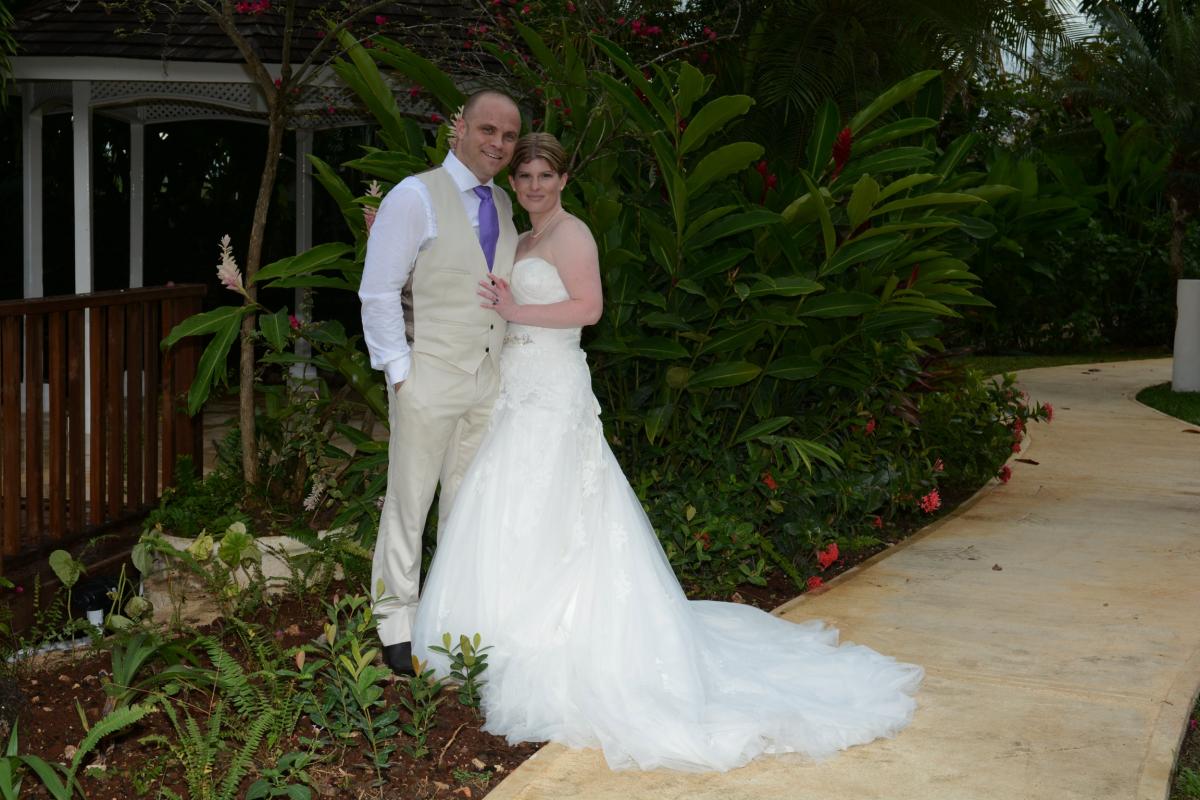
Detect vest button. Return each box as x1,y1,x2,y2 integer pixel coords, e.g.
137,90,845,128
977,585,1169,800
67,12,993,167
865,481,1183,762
490,324,494,330
485,347,490,353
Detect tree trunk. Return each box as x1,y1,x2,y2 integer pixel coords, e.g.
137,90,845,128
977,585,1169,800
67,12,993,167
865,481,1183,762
1169,194,1187,283
239,106,287,488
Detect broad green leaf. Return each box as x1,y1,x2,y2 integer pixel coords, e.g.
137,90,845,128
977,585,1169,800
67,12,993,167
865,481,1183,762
840,147,933,180
912,74,944,120
697,324,765,355
800,292,878,318
644,404,672,444
878,173,940,202
675,62,707,119
370,36,465,113
342,149,427,183
805,98,840,176
685,142,764,195
854,117,938,152
962,184,1020,204
823,234,904,276
49,549,84,588
684,205,738,241
267,275,357,291
333,31,407,150
162,305,251,349
743,275,823,298
871,192,984,217
591,36,674,129
735,416,794,443
763,357,820,381
781,187,832,225
593,73,661,133
687,361,762,390
686,210,780,250
949,213,997,239
259,308,289,352
627,337,689,359
686,247,752,281
513,20,562,79
680,95,755,154
254,242,354,285
846,174,880,231
187,312,242,416
764,355,821,380
308,155,366,236
936,133,980,178
849,70,941,134
800,170,835,262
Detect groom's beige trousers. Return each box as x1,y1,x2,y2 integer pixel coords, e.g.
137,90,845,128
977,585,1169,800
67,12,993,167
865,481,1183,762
373,352,500,646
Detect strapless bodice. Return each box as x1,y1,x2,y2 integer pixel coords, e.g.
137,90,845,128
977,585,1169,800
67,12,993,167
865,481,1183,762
504,257,581,350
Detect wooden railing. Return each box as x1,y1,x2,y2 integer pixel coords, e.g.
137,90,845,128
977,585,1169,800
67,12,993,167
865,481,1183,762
0,285,206,571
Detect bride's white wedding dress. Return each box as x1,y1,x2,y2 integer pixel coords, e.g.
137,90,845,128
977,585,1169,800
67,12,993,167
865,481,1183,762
412,256,923,772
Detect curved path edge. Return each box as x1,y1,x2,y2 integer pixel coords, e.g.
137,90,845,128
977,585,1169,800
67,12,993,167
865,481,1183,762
486,358,1199,800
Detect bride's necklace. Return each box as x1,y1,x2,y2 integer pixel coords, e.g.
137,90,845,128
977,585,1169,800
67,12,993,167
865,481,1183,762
530,206,565,239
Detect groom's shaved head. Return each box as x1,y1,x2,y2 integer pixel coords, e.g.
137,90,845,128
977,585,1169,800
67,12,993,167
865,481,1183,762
463,89,519,119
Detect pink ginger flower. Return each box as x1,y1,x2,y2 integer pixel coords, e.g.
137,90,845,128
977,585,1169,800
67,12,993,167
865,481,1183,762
933,457,945,473
362,180,383,232
919,488,941,514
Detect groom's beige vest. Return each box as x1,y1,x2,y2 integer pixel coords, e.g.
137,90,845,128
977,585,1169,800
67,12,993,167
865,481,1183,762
409,167,516,374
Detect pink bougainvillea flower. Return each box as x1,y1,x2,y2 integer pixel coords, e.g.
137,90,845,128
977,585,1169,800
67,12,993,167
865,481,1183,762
703,25,717,41
1044,402,1054,422
566,1,576,10
919,488,941,514
872,515,884,529
933,457,945,473
816,542,839,570
865,417,877,435
807,576,824,591
762,471,778,491
375,14,387,25
430,112,443,123
998,465,1012,484
831,126,853,178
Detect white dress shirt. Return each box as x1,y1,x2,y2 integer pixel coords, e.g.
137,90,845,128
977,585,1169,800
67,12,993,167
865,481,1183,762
359,151,495,386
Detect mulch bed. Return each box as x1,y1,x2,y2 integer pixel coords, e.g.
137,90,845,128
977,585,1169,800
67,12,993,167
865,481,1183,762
2,483,982,798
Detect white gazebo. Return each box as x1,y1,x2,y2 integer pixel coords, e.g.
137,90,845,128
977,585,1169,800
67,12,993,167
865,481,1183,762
6,0,459,300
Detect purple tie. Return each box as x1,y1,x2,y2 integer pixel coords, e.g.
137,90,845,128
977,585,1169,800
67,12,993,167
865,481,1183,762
473,185,499,272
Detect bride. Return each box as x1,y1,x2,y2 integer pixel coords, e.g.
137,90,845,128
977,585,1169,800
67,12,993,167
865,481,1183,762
411,132,923,773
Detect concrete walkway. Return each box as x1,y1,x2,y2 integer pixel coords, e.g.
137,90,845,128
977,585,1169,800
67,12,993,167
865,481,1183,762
488,359,1200,800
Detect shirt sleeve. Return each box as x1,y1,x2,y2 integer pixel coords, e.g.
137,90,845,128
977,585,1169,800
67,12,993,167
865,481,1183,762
358,179,432,386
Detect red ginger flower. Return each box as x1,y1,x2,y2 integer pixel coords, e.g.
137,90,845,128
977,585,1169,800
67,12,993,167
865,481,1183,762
998,465,1012,484
919,488,941,514
831,126,853,178
762,471,778,491
816,542,839,570
288,314,300,330
807,576,824,591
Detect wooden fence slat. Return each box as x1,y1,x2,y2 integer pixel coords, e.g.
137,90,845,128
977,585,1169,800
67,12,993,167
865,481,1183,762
106,305,124,521
48,312,66,540
126,303,143,511
24,315,44,543
87,306,104,527
160,300,176,488
2,318,22,558
143,303,159,503
68,309,86,533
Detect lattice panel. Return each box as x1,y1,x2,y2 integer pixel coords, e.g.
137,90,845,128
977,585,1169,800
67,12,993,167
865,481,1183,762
92,80,256,110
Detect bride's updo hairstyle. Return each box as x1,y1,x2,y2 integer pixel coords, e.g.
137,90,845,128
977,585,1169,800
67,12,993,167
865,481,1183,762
510,132,568,175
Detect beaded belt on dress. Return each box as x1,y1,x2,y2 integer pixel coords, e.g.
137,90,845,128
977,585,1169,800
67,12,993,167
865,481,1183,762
503,332,534,346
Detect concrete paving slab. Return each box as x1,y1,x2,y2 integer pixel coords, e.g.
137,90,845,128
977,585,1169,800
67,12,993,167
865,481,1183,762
486,358,1200,800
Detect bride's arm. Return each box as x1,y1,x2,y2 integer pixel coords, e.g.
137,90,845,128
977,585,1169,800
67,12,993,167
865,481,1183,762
482,218,604,328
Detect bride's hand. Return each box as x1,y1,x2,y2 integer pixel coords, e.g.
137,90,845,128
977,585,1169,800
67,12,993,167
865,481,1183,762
478,276,518,320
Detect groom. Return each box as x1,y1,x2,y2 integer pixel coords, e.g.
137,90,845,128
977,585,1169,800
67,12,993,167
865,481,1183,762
358,90,522,675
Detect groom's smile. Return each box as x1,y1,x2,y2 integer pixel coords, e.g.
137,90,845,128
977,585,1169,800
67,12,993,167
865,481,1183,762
453,92,522,183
